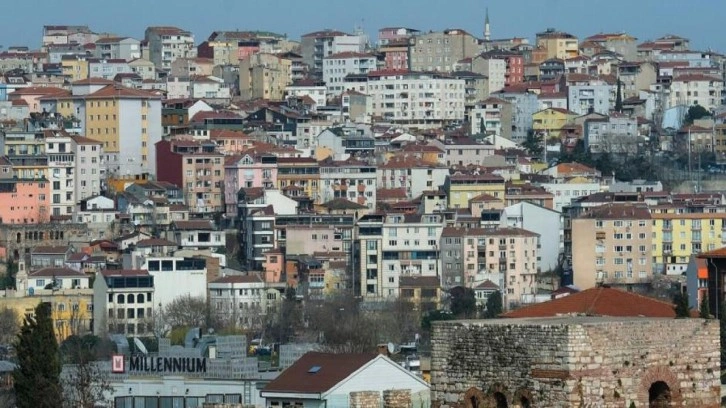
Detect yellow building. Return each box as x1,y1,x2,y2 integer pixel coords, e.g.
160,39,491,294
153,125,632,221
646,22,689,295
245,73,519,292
536,29,579,60
651,207,726,274
533,107,578,139
445,174,506,209
276,157,320,203
0,290,93,342
399,276,442,311
239,53,292,101
40,80,162,176
61,56,89,81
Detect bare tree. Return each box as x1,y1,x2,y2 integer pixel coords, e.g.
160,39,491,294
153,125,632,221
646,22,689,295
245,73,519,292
0,307,19,345
144,304,171,339
60,335,115,408
164,295,209,328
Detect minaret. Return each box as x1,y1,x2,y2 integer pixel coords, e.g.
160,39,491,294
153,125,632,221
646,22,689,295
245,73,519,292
484,8,491,41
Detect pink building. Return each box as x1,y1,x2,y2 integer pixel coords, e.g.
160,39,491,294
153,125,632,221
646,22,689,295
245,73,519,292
238,40,261,61
8,87,69,113
378,27,420,45
0,157,50,224
263,249,283,283
378,27,419,71
223,153,278,217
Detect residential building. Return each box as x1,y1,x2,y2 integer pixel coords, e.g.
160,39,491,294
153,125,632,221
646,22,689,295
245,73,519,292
224,153,277,217
377,155,449,199
470,97,513,139
535,28,579,60
669,74,724,111
478,50,524,87
261,352,430,406
444,174,506,209
92,269,155,336
94,37,141,61
323,52,377,96
361,71,465,128
357,213,444,298
155,139,224,214
0,156,50,224
208,274,281,330
8,86,70,113
285,79,327,109
190,76,231,100
571,204,653,290
316,126,375,159
144,26,195,70
500,202,561,272
583,33,637,61
42,25,97,48
276,157,321,203
45,132,76,217
170,57,215,78
27,266,89,292
568,81,613,115
438,136,495,167
583,114,638,153
30,245,73,269
408,29,480,72
170,220,225,251
471,57,506,93
126,254,207,309
379,38,411,71
39,80,163,177
532,107,578,138
128,58,156,80
239,53,292,101
539,58,565,81
319,158,377,209
300,30,367,80
617,61,657,99
494,90,539,142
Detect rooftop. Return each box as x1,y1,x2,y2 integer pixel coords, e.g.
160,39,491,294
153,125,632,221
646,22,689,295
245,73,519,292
262,352,377,394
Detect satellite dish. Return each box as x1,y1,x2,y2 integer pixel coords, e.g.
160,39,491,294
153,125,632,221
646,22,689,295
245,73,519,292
387,342,395,355
133,337,148,355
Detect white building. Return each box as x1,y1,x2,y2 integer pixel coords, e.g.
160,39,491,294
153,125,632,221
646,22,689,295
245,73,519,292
170,220,226,251
285,81,327,108
669,74,724,111
358,213,444,298
132,253,207,309
568,83,613,115
208,273,282,330
323,52,377,96
71,135,103,201
92,269,155,336
88,58,134,80
144,26,195,70
345,71,465,128
377,156,449,199
45,133,76,217
94,37,141,61
191,76,231,99
501,202,562,272
539,181,603,213
261,352,430,407
27,267,90,292
472,57,506,94
583,115,639,153
301,30,368,79
319,158,377,209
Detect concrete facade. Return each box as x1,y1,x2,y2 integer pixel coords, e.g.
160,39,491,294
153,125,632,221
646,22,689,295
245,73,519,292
431,317,720,408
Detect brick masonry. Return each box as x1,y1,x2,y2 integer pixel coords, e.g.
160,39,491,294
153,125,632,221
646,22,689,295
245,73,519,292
430,316,721,407
350,391,382,408
383,389,412,408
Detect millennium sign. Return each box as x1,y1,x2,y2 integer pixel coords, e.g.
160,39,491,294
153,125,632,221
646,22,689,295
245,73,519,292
127,356,208,374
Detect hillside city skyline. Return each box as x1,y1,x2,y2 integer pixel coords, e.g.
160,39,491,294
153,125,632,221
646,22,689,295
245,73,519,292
3,0,726,51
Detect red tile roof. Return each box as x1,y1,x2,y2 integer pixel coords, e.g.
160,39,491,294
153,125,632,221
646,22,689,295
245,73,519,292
502,286,684,318
101,269,149,277
29,267,86,278
262,352,377,394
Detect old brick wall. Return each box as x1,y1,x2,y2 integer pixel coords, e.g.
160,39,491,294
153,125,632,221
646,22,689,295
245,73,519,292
430,317,720,408
349,390,381,408
383,389,412,408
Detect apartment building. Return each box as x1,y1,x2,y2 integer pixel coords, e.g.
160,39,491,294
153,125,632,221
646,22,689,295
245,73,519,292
155,139,224,214
444,174,506,209
42,25,97,48
323,52,377,96
568,81,613,115
361,71,465,128
471,57,506,94
583,114,638,153
493,90,539,142
0,156,50,224
500,202,561,272
92,269,155,336
535,28,579,61
571,204,653,290
276,157,320,203
470,97,513,139
438,136,496,167
40,80,163,177
617,61,657,99
408,29,480,72
170,220,225,251
144,26,195,70
285,79,327,109
128,255,208,309
94,37,141,61
584,33,637,61
70,135,103,201
477,50,524,87
300,30,367,80
318,158,377,209
357,213,444,299
669,74,724,111
532,107,578,139
208,274,281,330
44,133,75,217
239,53,292,101
377,155,448,199
224,153,277,217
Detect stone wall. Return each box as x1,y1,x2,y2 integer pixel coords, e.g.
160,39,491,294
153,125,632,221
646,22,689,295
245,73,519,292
383,389,412,408
0,223,89,260
350,391,381,408
430,317,721,408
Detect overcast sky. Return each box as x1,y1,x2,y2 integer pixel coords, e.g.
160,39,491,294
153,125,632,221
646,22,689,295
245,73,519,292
4,0,725,52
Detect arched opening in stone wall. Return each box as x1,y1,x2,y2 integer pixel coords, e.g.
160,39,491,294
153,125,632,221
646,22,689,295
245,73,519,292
648,381,672,407
463,387,486,408
469,395,481,408
493,392,508,408
519,395,531,408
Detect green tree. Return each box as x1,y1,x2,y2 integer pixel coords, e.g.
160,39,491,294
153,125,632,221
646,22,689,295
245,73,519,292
484,291,503,318
673,291,691,318
13,302,63,408
421,310,454,331
684,104,710,125
700,294,711,319
614,79,623,113
522,130,544,158
449,286,477,318
479,117,486,135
